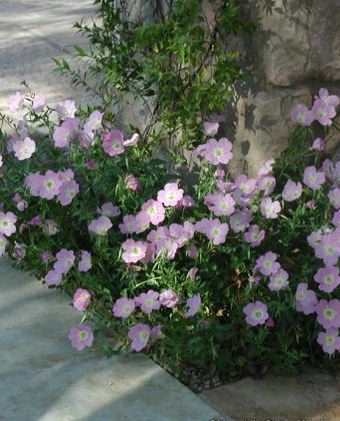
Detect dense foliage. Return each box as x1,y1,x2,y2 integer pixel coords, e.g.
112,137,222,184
1,88,340,386
54,0,257,156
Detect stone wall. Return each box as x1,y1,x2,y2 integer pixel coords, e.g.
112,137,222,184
229,0,340,176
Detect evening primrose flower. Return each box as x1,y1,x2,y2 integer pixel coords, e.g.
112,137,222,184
135,290,160,314
314,266,340,293
290,104,314,126
317,329,340,354
73,288,91,311
185,293,201,317
243,301,269,326
13,137,36,160
88,216,112,236
303,166,326,190
121,239,147,264
157,183,184,207
68,325,94,351
260,197,281,219
282,180,303,202
0,212,17,237
316,299,340,329
112,297,135,318
128,324,151,352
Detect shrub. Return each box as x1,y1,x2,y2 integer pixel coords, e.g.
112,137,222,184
0,88,340,387
53,0,257,156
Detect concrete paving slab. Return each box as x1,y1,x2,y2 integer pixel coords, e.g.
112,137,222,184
0,0,96,111
0,258,225,421
202,371,340,421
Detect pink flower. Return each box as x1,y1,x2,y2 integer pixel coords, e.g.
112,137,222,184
328,188,340,209
112,297,135,318
316,88,340,107
68,325,94,351
282,180,303,202
135,290,160,314
229,209,252,233
8,91,24,113
185,293,201,317
0,212,17,237
102,130,125,156
268,269,289,291
307,231,322,249
257,175,276,195
40,171,63,200
157,183,184,207
244,225,265,247
119,215,138,234
176,195,196,208
332,210,340,228
88,216,112,235
134,211,151,234
169,222,194,247
159,290,180,308
124,174,140,191
201,138,233,165
128,324,150,351
13,137,36,160
258,159,275,177
53,118,80,148
13,194,28,212
295,283,318,315
86,110,103,130
187,267,198,280
0,154,3,168
123,133,140,147
141,199,165,225
235,175,257,197
57,180,79,206
311,137,325,151
45,269,63,286
203,121,219,136
187,244,198,259
73,288,91,311
290,104,314,126
260,197,281,219
54,249,75,274
312,99,336,126
314,266,340,293
0,234,8,256
30,215,42,226
314,233,339,266
306,200,316,210
303,166,326,190
316,299,340,329
214,167,225,178
256,252,280,276
243,301,269,326
317,329,340,354
205,192,235,216
86,160,97,170
121,239,147,264
56,100,76,119
41,251,53,263
204,219,229,245
78,251,92,272
32,95,46,112
97,202,121,218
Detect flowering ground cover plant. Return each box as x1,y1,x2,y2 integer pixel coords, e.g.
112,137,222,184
1,88,340,386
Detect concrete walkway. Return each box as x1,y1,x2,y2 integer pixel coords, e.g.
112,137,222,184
0,258,225,421
0,0,96,111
